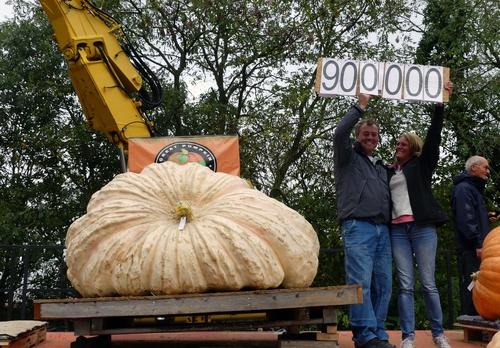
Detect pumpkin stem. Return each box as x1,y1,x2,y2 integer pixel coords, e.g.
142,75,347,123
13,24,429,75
471,271,479,280
175,201,193,221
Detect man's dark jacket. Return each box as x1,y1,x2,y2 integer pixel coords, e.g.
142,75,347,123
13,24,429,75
388,105,448,227
334,106,390,224
451,172,489,251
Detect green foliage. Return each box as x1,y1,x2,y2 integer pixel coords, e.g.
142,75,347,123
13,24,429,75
0,7,120,308
416,0,499,207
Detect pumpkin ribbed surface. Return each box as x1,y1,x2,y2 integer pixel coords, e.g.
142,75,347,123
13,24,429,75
66,162,320,297
487,331,500,348
472,226,500,320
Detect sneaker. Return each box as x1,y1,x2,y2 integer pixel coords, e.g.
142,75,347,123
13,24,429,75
400,336,416,348
433,334,451,348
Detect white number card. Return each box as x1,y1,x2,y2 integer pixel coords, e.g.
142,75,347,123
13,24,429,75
315,58,450,103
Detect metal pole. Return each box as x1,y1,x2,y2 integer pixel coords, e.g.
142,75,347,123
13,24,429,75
6,246,17,320
119,147,127,173
20,246,31,319
445,249,454,328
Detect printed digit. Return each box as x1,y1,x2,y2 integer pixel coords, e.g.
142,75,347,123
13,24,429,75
340,61,357,93
384,64,402,95
361,63,378,91
322,60,339,91
425,67,442,99
405,66,423,97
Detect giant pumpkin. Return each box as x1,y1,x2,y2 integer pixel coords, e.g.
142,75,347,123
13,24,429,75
66,162,320,297
472,226,500,320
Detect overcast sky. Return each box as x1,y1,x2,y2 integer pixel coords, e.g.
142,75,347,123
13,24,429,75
0,1,14,21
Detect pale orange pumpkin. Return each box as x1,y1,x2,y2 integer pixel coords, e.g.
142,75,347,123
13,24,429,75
472,226,500,320
66,162,320,297
487,331,500,348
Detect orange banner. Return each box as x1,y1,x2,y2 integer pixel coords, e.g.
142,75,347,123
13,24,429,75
128,136,240,176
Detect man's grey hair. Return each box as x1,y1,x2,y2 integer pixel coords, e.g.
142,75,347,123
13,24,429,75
465,155,486,172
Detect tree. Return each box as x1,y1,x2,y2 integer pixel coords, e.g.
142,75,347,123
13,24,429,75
0,6,120,316
416,0,499,206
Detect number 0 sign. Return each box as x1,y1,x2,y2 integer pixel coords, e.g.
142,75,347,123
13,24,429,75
315,58,450,103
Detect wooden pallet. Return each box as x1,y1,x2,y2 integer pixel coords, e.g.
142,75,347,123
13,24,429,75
454,322,498,345
0,321,47,348
34,285,361,347
279,328,340,348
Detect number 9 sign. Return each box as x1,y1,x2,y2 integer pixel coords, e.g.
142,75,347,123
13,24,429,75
319,59,358,96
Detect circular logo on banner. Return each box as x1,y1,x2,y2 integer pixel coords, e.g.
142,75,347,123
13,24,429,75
155,141,217,171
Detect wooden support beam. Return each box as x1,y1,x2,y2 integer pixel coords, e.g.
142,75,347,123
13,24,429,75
454,323,498,344
279,340,339,348
34,285,362,320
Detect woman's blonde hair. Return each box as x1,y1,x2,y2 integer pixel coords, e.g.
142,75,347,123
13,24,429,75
397,132,423,162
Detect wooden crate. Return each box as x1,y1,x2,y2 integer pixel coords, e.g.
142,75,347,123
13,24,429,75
33,285,361,347
0,321,47,348
454,322,498,345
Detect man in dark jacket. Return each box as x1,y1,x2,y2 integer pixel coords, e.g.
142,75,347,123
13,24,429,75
451,155,491,316
334,94,393,348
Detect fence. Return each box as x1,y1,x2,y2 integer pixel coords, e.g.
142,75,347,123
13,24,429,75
0,245,459,330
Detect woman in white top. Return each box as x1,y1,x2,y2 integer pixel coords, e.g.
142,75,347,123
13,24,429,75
389,78,453,348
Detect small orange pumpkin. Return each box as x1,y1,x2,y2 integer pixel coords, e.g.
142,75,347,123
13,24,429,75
472,226,500,320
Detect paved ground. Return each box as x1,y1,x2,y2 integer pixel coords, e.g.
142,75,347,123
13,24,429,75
37,330,491,347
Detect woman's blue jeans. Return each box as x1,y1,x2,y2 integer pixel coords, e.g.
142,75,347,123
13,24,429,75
342,219,392,347
391,222,444,339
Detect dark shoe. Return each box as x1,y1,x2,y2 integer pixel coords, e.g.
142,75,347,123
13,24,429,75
355,338,378,348
356,338,385,348
375,339,396,348
356,338,396,348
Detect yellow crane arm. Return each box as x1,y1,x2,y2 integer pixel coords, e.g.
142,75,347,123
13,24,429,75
39,0,155,148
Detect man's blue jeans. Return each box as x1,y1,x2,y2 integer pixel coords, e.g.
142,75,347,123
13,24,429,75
391,222,444,339
342,219,392,346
